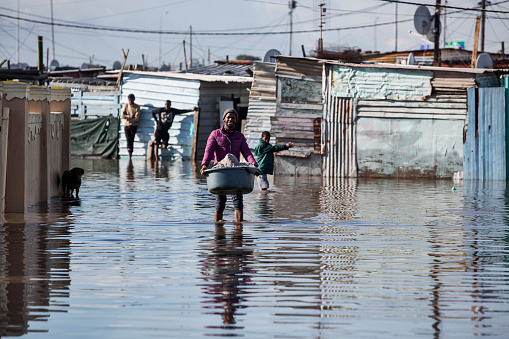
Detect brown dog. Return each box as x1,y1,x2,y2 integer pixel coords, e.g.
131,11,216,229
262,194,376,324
62,167,85,198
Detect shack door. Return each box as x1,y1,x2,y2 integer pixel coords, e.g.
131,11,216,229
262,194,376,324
322,95,358,179
464,87,506,180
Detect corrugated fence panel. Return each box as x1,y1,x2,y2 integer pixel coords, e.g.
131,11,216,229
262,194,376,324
323,67,357,179
464,87,506,180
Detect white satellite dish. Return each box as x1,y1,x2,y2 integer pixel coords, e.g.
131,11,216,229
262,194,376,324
49,59,59,71
476,53,494,68
414,6,431,35
113,61,121,70
263,49,281,63
408,52,415,65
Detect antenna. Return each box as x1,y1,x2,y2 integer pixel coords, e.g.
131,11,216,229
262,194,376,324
414,6,431,35
475,53,493,68
289,0,297,56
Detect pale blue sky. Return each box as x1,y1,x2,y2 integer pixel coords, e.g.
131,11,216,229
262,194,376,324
1,0,508,69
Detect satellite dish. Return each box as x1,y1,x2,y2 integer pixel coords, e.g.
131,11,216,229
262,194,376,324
263,49,281,63
408,52,415,65
426,15,441,42
80,63,89,69
113,61,121,70
476,53,494,68
414,6,431,35
49,59,59,71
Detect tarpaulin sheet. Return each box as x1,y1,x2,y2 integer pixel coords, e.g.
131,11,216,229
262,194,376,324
71,115,119,158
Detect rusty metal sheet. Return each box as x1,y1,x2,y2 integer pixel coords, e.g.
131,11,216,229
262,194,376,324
275,56,322,77
331,65,432,100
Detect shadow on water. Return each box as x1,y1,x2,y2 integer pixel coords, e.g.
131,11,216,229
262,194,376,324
0,158,508,338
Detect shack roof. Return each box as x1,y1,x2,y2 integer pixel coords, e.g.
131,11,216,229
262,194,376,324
179,63,253,77
275,55,509,75
124,70,252,83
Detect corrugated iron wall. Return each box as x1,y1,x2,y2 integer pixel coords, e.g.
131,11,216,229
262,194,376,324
323,67,358,179
120,73,201,158
464,87,506,180
504,76,509,179
245,62,277,149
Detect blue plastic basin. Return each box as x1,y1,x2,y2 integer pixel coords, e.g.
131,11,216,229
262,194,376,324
204,167,255,195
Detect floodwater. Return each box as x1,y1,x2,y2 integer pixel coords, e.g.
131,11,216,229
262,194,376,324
1,158,508,338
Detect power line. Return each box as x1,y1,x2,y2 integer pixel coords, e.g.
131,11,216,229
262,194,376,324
379,0,509,14
0,11,407,36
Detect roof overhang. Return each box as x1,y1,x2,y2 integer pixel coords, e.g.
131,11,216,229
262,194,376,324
124,70,253,83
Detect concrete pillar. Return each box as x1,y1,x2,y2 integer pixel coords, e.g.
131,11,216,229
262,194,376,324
50,87,71,197
28,86,50,204
3,82,30,213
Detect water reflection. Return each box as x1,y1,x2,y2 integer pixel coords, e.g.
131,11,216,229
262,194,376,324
199,225,255,330
0,159,508,338
0,212,71,336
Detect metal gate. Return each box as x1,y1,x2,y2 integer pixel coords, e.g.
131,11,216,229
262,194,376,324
464,87,506,180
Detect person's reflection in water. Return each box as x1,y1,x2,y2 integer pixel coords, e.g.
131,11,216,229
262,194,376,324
200,224,255,329
126,159,134,182
253,191,275,220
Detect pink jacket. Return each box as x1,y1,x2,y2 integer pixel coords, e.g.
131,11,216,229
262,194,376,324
202,127,257,167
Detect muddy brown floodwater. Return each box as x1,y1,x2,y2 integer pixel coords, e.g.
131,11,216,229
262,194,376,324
1,158,508,338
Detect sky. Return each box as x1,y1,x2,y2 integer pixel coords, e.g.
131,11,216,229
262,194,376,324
1,0,508,70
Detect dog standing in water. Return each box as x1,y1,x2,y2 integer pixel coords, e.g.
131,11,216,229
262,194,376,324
62,167,85,198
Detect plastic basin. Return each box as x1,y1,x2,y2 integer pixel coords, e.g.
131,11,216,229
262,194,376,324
204,167,255,195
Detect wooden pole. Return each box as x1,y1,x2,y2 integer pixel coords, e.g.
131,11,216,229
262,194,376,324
471,17,481,68
116,49,129,88
433,0,441,66
191,108,200,162
183,40,188,72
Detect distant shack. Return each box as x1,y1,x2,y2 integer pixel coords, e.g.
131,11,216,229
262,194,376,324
119,67,253,161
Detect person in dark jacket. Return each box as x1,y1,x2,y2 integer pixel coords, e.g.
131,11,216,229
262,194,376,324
254,131,294,190
149,100,198,160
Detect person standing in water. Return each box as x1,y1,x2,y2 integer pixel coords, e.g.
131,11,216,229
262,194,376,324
121,93,140,160
254,131,294,190
200,108,258,223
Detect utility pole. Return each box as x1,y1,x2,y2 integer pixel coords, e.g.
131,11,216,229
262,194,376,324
50,0,55,61
159,11,168,69
318,3,326,55
480,0,486,52
443,0,447,48
190,26,193,69
471,16,481,67
433,0,441,66
394,2,398,52
289,0,296,56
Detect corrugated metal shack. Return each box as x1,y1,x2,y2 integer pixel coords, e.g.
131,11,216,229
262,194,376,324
322,61,505,179
120,67,252,160
245,62,277,148
245,57,323,176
